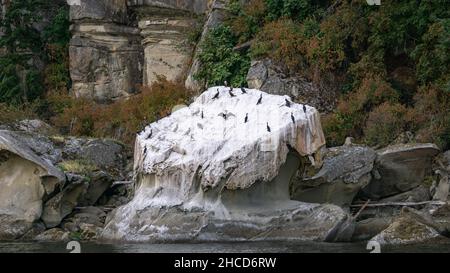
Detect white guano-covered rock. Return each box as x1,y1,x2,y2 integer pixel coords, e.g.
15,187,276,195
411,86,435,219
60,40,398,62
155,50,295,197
134,86,325,191
102,87,348,242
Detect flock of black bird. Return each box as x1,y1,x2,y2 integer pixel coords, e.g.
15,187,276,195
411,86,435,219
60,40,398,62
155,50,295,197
142,84,308,148
140,84,309,157
208,84,308,133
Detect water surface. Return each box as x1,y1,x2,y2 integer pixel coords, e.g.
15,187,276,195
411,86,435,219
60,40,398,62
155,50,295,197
1,241,449,253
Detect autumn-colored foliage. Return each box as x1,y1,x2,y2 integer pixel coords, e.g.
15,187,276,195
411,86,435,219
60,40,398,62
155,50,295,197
51,78,191,145
364,102,408,147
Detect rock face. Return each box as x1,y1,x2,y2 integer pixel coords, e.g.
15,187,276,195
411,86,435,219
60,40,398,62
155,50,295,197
69,0,213,101
101,87,351,242
130,0,212,87
0,130,65,239
69,0,144,101
0,128,129,238
246,59,338,113
291,145,376,206
362,143,440,199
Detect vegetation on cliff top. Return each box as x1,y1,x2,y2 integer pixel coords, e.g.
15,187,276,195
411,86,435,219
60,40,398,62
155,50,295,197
197,0,449,149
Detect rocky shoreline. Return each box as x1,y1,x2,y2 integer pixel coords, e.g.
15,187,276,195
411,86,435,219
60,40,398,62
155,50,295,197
1,88,449,246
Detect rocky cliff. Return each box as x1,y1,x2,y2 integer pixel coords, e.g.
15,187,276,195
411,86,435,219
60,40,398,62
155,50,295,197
68,0,217,102
69,0,143,101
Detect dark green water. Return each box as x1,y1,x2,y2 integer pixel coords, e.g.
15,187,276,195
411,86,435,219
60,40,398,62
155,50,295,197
1,241,450,253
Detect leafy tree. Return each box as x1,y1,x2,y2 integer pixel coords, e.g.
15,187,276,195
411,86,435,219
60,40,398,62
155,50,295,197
0,0,70,105
195,25,250,88
0,0,45,104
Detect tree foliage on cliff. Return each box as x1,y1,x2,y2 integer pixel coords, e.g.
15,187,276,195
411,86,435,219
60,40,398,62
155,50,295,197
195,25,250,88
223,0,450,149
0,0,70,105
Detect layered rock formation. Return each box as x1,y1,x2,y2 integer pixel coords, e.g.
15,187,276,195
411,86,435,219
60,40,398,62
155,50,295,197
130,3,206,86
69,0,144,101
68,0,216,101
101,87,353,242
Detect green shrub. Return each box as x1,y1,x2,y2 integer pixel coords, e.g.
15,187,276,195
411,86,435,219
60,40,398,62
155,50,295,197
195,25,250,87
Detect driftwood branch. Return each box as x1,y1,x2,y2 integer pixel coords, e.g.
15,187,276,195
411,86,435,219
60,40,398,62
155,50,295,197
350,201,446,208
352,199,370,219
112,180,133,186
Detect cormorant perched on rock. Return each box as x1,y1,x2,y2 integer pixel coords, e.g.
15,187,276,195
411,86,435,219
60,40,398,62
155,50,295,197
229,88,236,97
146,128,153,139
143,147,147,155
244,113,248,123
256,94,262,105
218,111,235,120
201,110,204,119
241,87,247,94
291,113,295,124
303,104,307,114
212,89,220,100
285,98,291,108
266,122,271,132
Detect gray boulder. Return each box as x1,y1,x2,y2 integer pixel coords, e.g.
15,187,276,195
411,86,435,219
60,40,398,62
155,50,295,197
352,217,393,241
0,130,65,239
362,143,440,199
62,206,106,241
41,179,89,228
432,204,450,236
291,145,376,206
34,228,70,242
371,207,448,245
246,59,338,112
80,139,126,173
78,171,114,206
379,185,431,203
14,119,54,135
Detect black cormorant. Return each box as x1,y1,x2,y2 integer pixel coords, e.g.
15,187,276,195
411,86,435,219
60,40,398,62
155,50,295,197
244,113,248,123
146,128,152,139
303,104,307,114
285,98,291,108
212,89,220,100
266,122,271,132
256,94,262,105
291,113,295,124
229,88,236,97
241,87,247,94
